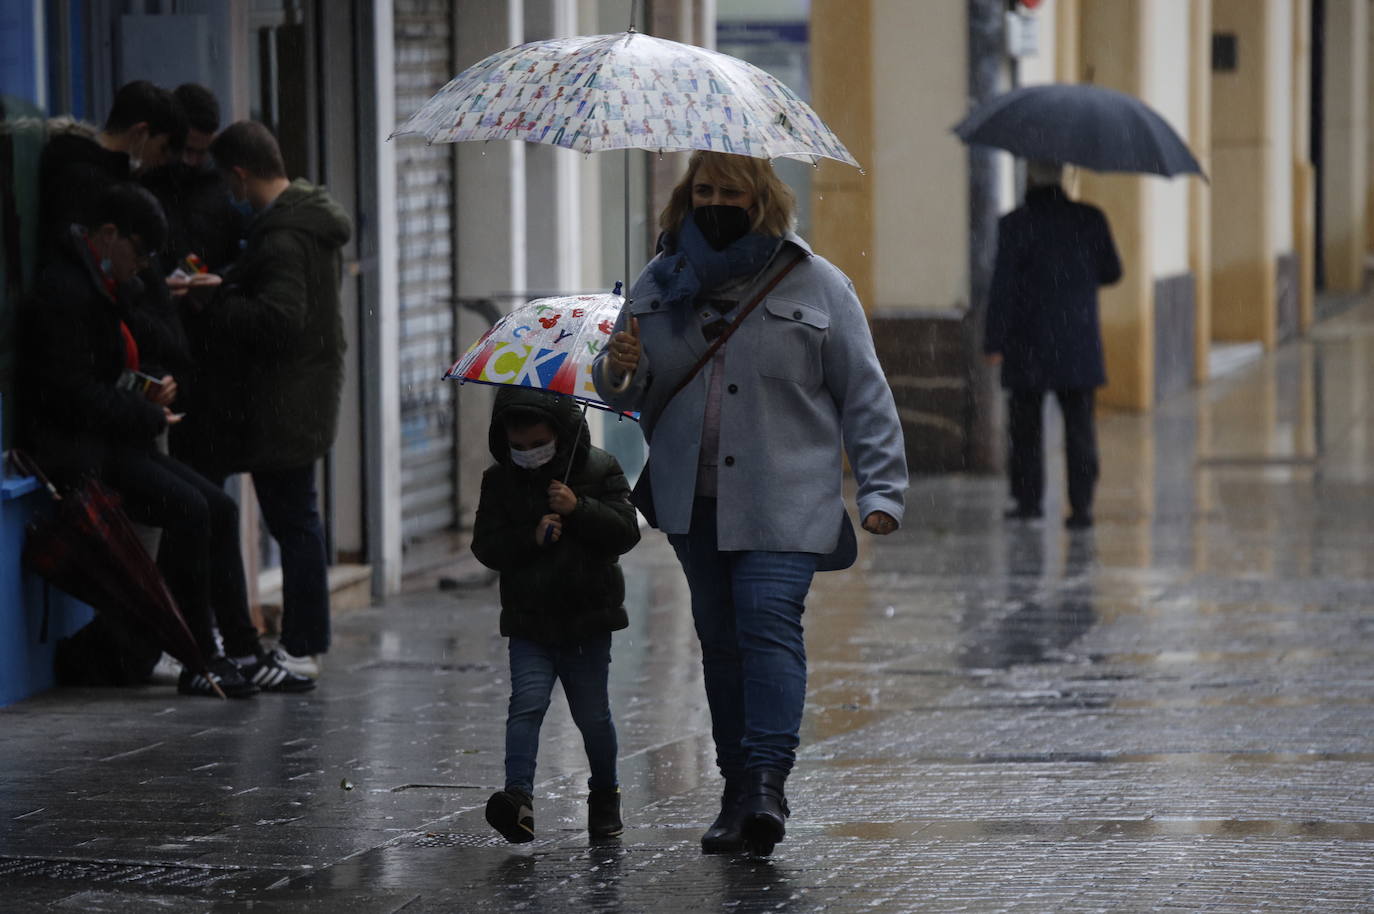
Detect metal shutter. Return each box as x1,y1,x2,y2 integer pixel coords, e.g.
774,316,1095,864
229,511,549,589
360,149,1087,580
394,0,457,543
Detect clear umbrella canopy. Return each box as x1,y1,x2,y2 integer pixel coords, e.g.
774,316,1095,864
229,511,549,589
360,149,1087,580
392,29,858,167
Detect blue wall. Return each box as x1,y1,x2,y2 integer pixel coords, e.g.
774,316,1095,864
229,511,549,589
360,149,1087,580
0,2,40,106
0,476,94,707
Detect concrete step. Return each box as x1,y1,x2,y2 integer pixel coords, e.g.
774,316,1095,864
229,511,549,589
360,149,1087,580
254,563,372,635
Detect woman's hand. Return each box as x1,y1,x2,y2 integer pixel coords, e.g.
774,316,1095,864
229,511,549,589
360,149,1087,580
535,513,563,546
862,511,898,535
148,375,178,407
162,407,185,426
608,316,641,377
547,480,577,515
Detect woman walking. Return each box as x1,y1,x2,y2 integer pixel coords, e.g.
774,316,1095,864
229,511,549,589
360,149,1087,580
594,151,907,855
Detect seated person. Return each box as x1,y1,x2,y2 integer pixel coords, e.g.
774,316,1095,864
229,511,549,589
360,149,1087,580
17,183,311,697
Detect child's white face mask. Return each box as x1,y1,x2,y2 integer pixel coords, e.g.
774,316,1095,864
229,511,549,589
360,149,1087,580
510,440,557,470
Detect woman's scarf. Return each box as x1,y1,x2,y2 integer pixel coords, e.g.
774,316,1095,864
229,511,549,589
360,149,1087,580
647,214,780,325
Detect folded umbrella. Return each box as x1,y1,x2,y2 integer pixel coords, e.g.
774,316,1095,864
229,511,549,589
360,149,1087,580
21,475,224,698
953,83,1203,178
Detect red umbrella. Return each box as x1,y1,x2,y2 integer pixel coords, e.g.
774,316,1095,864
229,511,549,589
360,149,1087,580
14,457,224,699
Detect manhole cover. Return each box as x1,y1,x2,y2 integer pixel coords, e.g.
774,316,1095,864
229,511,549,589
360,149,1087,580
358,660,492,673
414,833,512,849
0,856,238,888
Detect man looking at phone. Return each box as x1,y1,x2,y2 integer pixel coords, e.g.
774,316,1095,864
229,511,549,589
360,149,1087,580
176,121,353,680
17,184,315,697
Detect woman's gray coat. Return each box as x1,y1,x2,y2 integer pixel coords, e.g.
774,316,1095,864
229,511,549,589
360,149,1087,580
592,234,908,555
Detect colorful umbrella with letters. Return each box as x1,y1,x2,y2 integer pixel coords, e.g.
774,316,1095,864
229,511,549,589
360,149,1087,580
445,290,637,420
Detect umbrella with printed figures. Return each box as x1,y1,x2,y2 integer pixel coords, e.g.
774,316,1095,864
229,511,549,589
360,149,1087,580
391,28,858,166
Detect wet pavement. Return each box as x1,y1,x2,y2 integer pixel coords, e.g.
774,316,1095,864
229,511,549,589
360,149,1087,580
5,298,1374,912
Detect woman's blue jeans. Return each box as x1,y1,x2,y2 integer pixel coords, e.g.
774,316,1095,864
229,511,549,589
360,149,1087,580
504,633,618,796
668,498,818,779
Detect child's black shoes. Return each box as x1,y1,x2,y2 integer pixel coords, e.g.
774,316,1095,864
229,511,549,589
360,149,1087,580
486,788,535,843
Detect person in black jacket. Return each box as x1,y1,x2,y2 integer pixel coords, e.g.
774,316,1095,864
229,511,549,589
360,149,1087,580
140,83,245,276
984,160,1123,530
17,184,311,698
470,387,641,844
39,81,185,264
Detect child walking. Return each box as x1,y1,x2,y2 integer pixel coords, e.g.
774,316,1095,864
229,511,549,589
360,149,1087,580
471,387,641,842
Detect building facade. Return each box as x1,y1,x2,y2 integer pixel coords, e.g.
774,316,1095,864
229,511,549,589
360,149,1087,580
2,0,1370,602
806,0,1371,471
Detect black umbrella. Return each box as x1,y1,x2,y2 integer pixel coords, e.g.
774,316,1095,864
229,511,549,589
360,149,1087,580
953,83,1204,178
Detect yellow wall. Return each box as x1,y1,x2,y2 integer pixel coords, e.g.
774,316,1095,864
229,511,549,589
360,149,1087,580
1191,0,1214,380
1079,0,1154,410
810,0,875,311
1322,0,1370,291
1211,0,1278,347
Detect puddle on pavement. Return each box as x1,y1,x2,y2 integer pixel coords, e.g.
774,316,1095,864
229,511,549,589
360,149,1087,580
826,817,1374,842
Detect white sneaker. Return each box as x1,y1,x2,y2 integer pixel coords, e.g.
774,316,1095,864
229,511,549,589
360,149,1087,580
274,649,322,679
149,653,183,684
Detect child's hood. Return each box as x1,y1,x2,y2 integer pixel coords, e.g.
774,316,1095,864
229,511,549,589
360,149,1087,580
487,387,592,472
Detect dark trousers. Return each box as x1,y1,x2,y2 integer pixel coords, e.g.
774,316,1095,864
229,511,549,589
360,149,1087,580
504,634,618,796
251,465,331,657
103,448,260,658
1007,388,1099,518
197,464,332,657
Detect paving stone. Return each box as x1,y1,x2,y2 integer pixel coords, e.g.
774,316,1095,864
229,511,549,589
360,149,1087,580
5,301,1374,910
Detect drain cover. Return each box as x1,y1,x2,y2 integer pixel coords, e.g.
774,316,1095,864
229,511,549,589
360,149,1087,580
0,856,237,888
414,833,511,849
358,660,492,673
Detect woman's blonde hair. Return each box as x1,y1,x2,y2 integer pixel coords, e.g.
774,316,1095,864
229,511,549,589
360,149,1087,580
658,151,797,238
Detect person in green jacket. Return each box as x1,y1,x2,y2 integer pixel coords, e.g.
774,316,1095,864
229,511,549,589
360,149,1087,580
173,120,352,683
471,387,641,843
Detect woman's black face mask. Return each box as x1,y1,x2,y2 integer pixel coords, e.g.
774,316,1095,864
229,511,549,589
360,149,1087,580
693,205,752,251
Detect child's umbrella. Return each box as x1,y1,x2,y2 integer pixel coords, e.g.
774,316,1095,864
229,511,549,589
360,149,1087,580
445,285,640,485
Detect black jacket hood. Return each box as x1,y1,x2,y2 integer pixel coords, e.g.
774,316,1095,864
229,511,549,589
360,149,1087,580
487,386,590,473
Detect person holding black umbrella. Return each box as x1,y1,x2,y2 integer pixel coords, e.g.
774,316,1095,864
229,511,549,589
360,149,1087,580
984,160,1122,529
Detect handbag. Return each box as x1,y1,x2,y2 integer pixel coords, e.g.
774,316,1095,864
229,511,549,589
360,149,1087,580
630,250,805,529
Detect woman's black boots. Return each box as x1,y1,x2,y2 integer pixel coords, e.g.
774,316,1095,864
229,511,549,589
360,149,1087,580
700,779,748,853
740,769,789,856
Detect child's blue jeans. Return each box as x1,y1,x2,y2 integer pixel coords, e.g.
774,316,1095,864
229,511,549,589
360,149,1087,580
504,633,618,796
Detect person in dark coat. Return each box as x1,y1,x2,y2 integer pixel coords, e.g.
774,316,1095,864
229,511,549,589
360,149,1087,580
140,83,245,275
174,121,352,679
470,386,640,845
39,81,185,264
984,160,1122,529
16,184,311,697
40,82,193,426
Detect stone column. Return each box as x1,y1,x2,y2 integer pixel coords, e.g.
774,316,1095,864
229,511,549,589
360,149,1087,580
1210,0,1279,348
1079,0,1154,409
453,0,527,530
1292,0,1317,332
1321,0,1369,291
1190,0,1214,381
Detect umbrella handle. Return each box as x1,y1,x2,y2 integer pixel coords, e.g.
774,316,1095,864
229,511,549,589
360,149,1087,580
6,449,61,500
562,402,591,483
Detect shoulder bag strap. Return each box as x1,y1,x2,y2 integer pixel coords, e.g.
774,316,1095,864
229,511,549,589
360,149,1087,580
656,248,806,411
